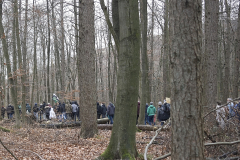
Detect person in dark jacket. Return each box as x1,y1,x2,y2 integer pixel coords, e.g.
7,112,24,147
101,103,107,118
159,100,170,124
26,103,31,113
33,103,39,120
71,101,78,122
7,104,13,119
45,104,50,120
145,103,149,125
157,101,164,125
1,106,6,119
61,102,66,120
107,102,115,124
97,102,102,119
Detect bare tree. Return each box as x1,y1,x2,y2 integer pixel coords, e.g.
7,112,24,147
139,0,150,125
78,0,98,138
205,0,219,109
169,0,204,159
99,0,140,159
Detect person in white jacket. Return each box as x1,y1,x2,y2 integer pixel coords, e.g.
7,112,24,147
49,105,56,119
216,101,226,129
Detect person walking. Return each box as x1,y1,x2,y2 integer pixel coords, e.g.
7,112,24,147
101,103,107,118
1,106,6,119
147,102,156,125
26,103,31,113
7,104,13,119
107,102,115,124
97,102,102,119
33,103,39,120
71,101,78,122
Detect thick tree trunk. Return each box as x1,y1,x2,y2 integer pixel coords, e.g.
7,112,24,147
12,0,21,127
169,0,204,159
163,0,170,99
223,1,231,102
205,0,219,109
78,0,98,139
99,0,140,159
139,0,149,125
233,3,240,98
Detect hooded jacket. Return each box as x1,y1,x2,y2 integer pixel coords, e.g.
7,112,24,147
147,105,156,116
107,103,115,116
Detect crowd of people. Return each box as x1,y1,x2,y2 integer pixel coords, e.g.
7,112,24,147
216,98,240,129
97,102,115,124
1,101,81,122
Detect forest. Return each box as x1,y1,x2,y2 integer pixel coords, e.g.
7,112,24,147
0,0,240,159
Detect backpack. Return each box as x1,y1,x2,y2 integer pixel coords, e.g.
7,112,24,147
163,103,170,114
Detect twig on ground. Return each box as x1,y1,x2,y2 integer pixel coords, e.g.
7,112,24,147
19,149,45,160
154,140,240,160
0,138,18,160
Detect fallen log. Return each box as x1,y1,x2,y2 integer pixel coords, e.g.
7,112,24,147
40,121,81,129
0,126,10,132
98,124,169,131
97,118,109,124
39,119,169,131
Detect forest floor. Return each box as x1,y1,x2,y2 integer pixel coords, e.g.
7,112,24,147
0,120,171,160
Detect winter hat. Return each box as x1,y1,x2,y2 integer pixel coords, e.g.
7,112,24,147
150,102,153,105
158,101,162,105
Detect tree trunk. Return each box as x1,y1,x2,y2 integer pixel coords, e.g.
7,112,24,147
46,0,51,103
223,1,231,102
169,0,204,159
233,3,240,98
78,0,98,139
163,0,170,99
60,0,65,101
30,0,38,108
51,0,61,96
139,0,149,125
99,0,140,159
12,0,21,127
205,0,219,109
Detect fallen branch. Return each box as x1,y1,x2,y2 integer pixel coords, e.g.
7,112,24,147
154,152,171,160
19,149,45,160
0,138,18,160
205,140,240,146
153,140,240,160
144,120,171,160
0,126,11,132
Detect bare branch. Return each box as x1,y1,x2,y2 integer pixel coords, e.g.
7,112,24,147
204,97,240,118
0,138,18,160
144,119,171,160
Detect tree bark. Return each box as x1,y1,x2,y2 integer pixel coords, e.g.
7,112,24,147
169,0,204,159
99,0,140,159
12,0,21,128
223,1,231,102
205,0,219,109
139,0,150,125
78,0,98,139
60,0,65,101
46,0,51,103
163,0,170,99
233,3,240,98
